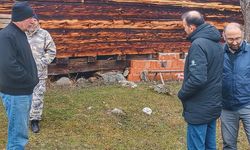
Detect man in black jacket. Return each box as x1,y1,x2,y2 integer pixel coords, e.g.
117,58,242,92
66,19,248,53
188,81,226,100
0,2,39,149
178,11,223,150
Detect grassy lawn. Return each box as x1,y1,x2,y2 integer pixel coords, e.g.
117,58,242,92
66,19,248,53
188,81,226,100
0,82,249,149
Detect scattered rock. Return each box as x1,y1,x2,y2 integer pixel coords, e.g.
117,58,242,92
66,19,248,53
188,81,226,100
123,68,130,77
111,108,125,115
117,122,123,126
87,106,92,110
76,78,88,84
119,80,137,88
76,78,90,87
153,84,172,95
76,77,105,87
96,72,126,84
88,77,98,83
142,107,152,115
55,77,72,86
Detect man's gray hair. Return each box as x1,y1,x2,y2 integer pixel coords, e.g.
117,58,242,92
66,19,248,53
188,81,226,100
224,22,243,32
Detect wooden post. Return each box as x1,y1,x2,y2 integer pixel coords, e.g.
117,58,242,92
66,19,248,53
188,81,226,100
159,73,165,85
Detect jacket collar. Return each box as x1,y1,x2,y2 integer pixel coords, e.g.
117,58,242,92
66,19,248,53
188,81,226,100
187,23,208,41
225,40,248,54
10,22,25,33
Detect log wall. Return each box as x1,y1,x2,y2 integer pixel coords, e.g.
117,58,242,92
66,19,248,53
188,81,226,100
0,0,243,59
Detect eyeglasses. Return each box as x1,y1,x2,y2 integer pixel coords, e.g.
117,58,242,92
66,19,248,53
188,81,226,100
226,37,242,43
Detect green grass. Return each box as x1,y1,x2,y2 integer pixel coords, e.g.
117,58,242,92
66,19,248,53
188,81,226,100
0,82,249,149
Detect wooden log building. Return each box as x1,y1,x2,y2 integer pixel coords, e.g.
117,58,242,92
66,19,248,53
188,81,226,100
0,0,243,81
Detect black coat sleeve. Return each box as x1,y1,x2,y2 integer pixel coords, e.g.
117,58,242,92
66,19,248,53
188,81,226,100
178,43,208,100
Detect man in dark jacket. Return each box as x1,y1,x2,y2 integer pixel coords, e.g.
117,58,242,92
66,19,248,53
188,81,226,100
178,10,223,150
0,2,39,149
221,22,250,150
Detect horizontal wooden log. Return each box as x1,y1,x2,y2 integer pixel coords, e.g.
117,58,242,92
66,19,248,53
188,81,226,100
54,29,186,43
108,0,240,12
40,20,182,30
85,0,239,5
0,13,9,28
0,0,239,5
0,14,10,18
48,59,128,75
0,24,8,28
55,41,190,58
0,0,85,2
33,3,241,21
0,18,10,22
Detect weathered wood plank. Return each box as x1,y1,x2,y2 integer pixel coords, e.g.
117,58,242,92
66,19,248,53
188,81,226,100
0,24,8,28
107,0,240,11
0,18,10,23
39,20,182,30
55,41,190,58
0,0,85,2
84,0,239,5
0,14,10,18
28,3,241,21
0,13,10,28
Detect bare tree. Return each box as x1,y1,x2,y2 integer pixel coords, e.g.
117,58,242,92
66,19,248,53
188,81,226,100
240,0,250,42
